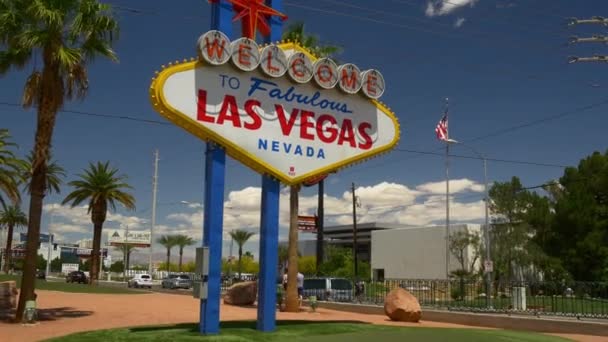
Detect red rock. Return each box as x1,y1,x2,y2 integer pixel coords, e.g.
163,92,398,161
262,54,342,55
384,287,422,322
0,281,18,309
223,281,257,306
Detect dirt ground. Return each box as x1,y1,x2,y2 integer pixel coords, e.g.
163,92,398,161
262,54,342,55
0,290,604,342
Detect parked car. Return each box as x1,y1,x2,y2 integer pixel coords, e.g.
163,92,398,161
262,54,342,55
128,274,153,288
161,274,192,289
66,271,88,284
302,277,353,302
36,269,46,280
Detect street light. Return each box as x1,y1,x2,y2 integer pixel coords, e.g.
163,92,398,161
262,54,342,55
46,207,56,278
451,140,492,307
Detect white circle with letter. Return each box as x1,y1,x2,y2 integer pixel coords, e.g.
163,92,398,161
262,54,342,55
287,52,313,83
361,69,385,99
197,30,231,66
230,37,260,71
337,63,362,94
313,58,339,89
260,45,288,77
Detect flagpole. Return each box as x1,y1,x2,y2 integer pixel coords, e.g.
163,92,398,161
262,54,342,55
444,97,450,282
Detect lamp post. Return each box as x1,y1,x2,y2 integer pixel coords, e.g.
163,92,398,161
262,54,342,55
46,207,56,278
452,141,492,307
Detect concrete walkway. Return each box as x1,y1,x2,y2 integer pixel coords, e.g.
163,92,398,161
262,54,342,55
0,290,604,342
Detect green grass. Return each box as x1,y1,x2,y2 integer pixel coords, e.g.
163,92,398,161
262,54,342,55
47,321,570,342
0,275,142,294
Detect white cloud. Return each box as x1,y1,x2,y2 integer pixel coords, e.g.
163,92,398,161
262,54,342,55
426,0,478,17
40,178,487,262
416,178,484,194
454,17,466,27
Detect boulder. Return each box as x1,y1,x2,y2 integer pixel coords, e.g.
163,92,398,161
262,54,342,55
384,287,422,322
0,281,18,310
224,281,257,306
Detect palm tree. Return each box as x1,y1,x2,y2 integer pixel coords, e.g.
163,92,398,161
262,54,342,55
158,235,178,273
174,235,195,272
0,129,25,209
282,24,340,312
0,206,28,273
229,229,256,280
62,162,135,285
21,151,66,196
282,22,341,58
1,0,120,320
114,243,137,274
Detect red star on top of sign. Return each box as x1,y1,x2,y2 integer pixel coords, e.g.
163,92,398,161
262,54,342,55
209,0,288,39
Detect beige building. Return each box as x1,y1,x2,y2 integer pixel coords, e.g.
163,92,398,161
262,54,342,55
371,224,482,280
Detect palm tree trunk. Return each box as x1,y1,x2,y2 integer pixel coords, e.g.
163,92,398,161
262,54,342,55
285,185,300,312
16,60,60,320
166,248,170,272
3,224,14,273
238,246,243,279
90,221,103,285
16,129,53,320
179,247,183,272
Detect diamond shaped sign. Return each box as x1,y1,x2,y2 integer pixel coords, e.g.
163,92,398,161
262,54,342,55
150,42,400,185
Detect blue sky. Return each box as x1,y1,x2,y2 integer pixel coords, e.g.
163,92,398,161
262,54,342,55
3,0,608,262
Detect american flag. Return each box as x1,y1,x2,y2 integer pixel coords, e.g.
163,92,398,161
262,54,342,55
435,112,448,141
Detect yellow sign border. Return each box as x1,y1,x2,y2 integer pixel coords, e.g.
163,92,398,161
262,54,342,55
149,42,401,185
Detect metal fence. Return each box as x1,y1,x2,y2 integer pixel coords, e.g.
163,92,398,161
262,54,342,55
310,279,608,319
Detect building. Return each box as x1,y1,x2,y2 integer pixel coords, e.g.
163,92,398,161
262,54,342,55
280,222,407,263
77,238,94,249
280,222,483,280
371,224,482,280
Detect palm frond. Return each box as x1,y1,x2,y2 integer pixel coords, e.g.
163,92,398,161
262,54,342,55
22,70,42,108
21,150,65,195
62,161,135,213
65,62,88,100
229,229,256,247
0,205,28,227
0,129,24,207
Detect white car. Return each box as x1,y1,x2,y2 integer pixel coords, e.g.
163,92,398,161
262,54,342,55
128,274,153,289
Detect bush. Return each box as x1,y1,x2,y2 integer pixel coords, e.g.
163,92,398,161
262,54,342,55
451,287,464,301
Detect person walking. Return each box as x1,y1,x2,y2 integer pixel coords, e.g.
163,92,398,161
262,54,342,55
297,271,304,307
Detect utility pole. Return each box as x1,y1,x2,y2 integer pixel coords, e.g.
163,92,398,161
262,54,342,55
45,212,54,278
567,17,608,64
482,158,492,307
123,225,129,282
444,98,451,281
351,182,358,279
316,179,324,273
149,149,159,277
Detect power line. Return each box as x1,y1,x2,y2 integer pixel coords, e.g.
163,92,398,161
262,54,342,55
106,2,604,91
281,1,602,90
464,97,608,143
345,94,608,175
0,101,171,126
320,0,563,45
283,1,563,54
1,101,571,170
394,148,569,168
387,0,568,34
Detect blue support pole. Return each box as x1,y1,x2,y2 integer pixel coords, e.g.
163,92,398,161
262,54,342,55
256,0,284,333
266,0,284,43
200,0,232,335
256,175,280,331
200,144,226,335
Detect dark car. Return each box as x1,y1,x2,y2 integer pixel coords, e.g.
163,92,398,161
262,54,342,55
66,271,88,284
36,269,46,280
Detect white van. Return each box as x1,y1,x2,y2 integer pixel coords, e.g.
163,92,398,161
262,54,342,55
302,277,353,302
